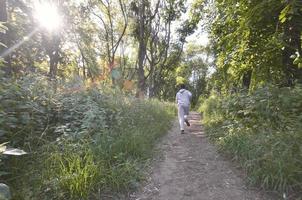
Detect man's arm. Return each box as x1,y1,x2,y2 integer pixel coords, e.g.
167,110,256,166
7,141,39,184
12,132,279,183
188,91,192,101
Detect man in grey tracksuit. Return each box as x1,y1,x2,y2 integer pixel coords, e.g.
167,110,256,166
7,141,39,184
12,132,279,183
176,84,192,134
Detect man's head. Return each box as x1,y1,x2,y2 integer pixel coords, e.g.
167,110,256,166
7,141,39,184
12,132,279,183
179,84,186,89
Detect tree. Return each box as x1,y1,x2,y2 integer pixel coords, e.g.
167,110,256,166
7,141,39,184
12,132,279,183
280,0,302,86
0,0,7,51
0,0,11,75
89,0,128,83
130,0,186,97
146,0,185,97
207,0,302,92
130,0,155,97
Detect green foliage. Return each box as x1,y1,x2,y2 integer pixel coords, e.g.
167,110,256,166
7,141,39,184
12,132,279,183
0,75,57,146
0,23,7,48
182,43,211,106
0,23,7,33
209,0,302,92
0,75,175,199
178,0,205,42
200,86,302,194
47,147,98,199
176,76,186,85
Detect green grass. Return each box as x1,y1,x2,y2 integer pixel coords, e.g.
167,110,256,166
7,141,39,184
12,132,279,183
199,86,302,196
0,76,176,199
47,148,99,198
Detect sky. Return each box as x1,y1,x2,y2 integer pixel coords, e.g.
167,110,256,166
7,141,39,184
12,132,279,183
184,0,209,47
187,30,209,47
171,0,209,48
73,0,209,47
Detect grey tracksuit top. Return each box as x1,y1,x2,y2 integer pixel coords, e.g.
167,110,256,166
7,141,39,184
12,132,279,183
176,89,192,107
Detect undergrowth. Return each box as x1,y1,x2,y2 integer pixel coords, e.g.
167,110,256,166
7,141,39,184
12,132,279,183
199,86,302,197
0,75,176,199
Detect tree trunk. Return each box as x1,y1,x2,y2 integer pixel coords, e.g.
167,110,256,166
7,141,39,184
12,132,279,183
136,1,147,98
79,47,86,79
242,70,252,90
49,52,59,79
0,0,7,48
46,35,60,80
0,0,11,75
137,42,146,97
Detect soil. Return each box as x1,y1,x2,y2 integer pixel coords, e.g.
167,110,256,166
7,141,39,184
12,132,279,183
130,112,279,200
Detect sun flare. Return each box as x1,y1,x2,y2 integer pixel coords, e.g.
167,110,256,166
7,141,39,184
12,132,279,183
34,2,62,31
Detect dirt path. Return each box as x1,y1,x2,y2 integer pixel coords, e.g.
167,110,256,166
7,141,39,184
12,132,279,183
131,112,277,200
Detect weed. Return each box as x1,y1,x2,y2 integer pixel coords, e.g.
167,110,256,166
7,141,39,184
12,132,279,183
200,86,302,195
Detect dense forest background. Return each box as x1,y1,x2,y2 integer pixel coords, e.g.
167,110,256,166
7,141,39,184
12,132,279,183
0,0,210,101
0,0,302,199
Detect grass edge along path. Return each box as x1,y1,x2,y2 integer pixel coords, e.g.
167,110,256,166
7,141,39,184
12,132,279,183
1,79,176,200
199,86,302,199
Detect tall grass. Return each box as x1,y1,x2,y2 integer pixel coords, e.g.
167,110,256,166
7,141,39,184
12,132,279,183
199,86,302,196
0,75,176,199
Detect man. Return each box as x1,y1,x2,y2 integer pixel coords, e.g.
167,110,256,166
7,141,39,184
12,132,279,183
176,84,192,134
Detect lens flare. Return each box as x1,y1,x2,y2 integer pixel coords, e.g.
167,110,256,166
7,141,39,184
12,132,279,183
34,2,62,31
0,29,38,58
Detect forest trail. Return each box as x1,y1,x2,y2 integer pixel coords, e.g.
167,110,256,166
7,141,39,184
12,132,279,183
131,112,276,200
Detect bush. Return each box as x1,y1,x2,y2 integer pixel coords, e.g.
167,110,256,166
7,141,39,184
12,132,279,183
199,86,302,195
0,75,176,199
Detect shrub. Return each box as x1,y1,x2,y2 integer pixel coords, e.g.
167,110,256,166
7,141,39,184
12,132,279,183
200,86,302,195
0,75,176,199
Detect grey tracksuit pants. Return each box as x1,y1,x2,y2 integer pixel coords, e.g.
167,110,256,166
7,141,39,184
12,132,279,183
178,105,189,131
